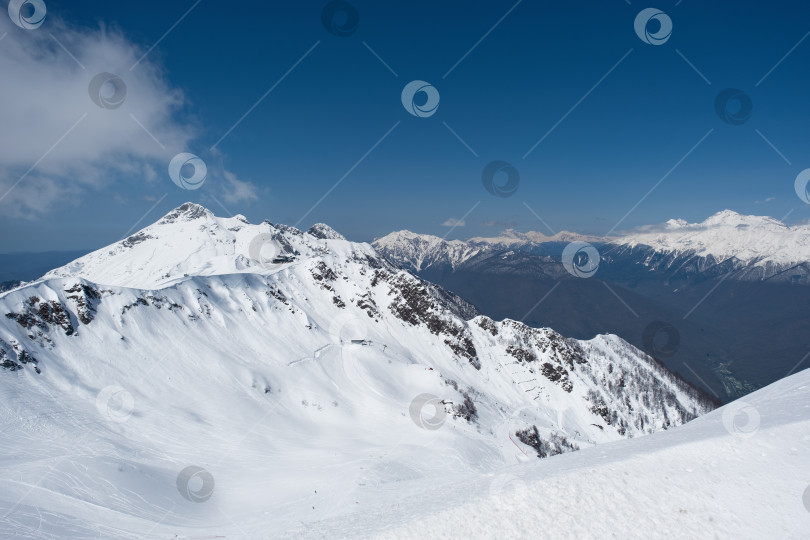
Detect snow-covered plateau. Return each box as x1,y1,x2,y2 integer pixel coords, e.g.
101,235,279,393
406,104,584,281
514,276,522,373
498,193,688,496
0,204,804,539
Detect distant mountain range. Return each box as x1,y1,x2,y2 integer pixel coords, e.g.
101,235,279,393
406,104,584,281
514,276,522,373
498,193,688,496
376,210,810,279
374,211,810,402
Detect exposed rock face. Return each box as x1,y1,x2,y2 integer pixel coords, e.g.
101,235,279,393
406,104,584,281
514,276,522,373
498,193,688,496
307,223,346,241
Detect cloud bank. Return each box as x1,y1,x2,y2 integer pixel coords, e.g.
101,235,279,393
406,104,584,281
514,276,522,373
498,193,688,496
0,15,256,217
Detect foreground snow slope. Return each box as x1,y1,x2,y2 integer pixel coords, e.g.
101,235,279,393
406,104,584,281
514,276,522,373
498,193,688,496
293,368,810,539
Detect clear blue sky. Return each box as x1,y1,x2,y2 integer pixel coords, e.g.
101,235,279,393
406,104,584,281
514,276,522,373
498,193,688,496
1,0,810,251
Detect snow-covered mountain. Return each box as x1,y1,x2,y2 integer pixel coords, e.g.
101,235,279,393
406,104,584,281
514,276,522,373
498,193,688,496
374,229,596,272
42,203,353,290
374,210,810,278
369,230,485,272
0,203,714,538
617,210,810,266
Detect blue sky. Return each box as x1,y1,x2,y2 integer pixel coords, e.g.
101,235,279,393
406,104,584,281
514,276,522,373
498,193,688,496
1,0,810,251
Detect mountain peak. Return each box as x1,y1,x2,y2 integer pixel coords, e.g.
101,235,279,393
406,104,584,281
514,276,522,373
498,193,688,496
709,209,742,218
307,223,346,241
42,203,371,289
701,209,744,225
700,209,786,230
617,209,808,265
663,218,689,230
375,230,445,243
159,202,213,224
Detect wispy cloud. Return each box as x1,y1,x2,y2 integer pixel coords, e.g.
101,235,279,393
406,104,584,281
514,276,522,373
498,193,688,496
482,220,517,228
755,197,776,204
441,218,466,227
220,170,259,205
624,221,699,235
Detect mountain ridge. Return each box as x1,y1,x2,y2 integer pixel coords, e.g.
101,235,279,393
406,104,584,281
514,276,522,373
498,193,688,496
374,210,810,273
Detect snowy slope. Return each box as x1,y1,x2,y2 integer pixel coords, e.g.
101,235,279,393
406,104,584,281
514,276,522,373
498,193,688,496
0,204,715,538
312,367,810,539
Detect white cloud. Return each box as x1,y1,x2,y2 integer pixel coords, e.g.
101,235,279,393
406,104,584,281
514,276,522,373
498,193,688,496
482,220,516,228
0,16,257,217
441,218,466,227
220,170,259,205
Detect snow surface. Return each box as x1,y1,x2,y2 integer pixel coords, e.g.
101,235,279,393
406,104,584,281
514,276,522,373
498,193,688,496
324,368,810,539
0,204,799,539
